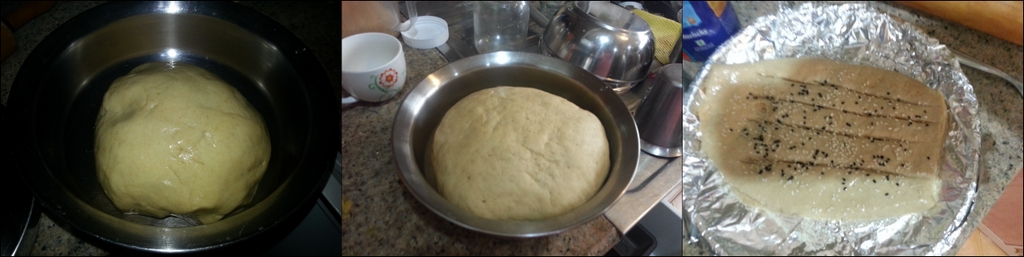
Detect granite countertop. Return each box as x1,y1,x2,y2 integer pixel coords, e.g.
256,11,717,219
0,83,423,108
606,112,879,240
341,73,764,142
339,13,621,257
0,1,340,255
681,1,1023,255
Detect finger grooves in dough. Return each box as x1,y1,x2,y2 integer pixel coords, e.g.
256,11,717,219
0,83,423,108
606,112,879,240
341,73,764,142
768,76,935,106
733,118,936,178
697,58,948,220
738,75,943,123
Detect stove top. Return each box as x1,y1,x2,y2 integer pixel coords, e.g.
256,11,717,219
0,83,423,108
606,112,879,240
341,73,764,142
258,153,342,255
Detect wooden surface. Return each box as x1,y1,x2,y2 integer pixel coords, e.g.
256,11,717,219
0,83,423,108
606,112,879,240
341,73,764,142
957,228,1011,256
983,170,1024,247
894,1,1024,45
959,169,1024,256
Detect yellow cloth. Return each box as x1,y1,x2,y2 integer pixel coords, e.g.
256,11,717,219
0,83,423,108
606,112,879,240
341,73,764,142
631,9,682,65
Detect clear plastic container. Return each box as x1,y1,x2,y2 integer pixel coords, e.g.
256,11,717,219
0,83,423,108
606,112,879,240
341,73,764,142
473,1,529,54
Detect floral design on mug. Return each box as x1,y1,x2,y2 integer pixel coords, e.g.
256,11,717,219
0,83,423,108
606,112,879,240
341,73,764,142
368,68,403,101
378,68,399,89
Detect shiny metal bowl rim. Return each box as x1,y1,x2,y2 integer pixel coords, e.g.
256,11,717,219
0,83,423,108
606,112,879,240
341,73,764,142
566,1,652,33
392,51,640,238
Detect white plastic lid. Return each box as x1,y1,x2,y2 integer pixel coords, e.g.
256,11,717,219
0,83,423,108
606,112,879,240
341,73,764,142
401,16,448,49
618,1,644,10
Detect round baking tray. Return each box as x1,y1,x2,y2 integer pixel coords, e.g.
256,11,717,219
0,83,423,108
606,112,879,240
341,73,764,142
681,3,981,255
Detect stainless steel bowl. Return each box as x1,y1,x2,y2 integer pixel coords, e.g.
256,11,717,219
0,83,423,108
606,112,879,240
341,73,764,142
7,2,337,253
541,1,656,93
392,51,639,238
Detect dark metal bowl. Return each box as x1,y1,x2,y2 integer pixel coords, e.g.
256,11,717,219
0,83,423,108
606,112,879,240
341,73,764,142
6,1,338,253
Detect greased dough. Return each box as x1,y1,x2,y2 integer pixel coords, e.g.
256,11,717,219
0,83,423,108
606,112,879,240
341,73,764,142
95,62,271,225
696,58,946,220
432,86,609,220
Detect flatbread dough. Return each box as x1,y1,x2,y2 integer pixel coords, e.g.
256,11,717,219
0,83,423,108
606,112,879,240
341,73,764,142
95,62,271,225
432,86,610,221
696,58,946,220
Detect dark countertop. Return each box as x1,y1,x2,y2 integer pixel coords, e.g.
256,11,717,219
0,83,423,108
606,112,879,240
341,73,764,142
0,1,340,255
681,1,1022,255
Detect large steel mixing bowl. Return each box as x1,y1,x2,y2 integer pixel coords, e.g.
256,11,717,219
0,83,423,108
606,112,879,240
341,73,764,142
541,1,656,93
6,2,338,253
392,51,639,238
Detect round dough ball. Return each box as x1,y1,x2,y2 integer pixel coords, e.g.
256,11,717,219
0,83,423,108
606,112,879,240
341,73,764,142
95,62,271,225
432,86,610,220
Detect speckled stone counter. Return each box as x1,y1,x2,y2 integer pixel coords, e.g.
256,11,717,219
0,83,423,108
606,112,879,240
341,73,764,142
0,1,340,255
339,27,621,256
682,1,1023,255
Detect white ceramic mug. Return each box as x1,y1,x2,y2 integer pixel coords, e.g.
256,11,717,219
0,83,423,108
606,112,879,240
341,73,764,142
342,32,407,104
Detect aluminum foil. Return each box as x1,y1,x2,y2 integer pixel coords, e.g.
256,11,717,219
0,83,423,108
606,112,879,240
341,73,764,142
681,3,981,255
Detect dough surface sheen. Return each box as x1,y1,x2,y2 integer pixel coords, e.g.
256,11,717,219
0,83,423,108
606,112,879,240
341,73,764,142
432,86,610,221
95,62,271,225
